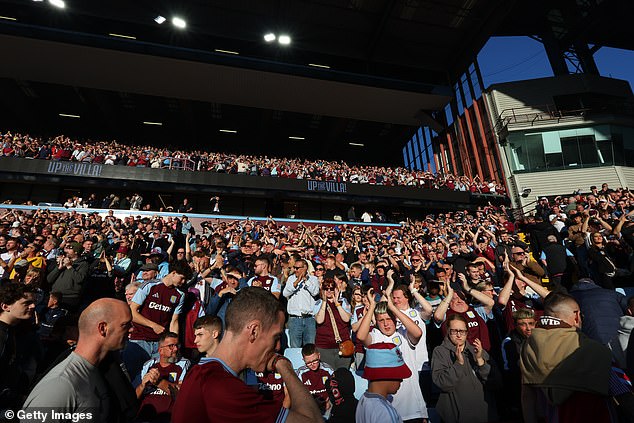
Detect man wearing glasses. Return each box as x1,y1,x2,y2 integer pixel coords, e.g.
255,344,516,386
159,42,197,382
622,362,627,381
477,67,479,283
135,332,190,422
283,259,320,347
510,246,545,285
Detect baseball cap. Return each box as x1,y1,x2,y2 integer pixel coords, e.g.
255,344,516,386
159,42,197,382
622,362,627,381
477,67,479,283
116,245,129,254
363,343,411,381
11,221,20,228
149,247,163,256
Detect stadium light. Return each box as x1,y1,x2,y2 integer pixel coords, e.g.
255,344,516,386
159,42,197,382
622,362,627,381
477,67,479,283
172,17,186,29
48,0,65,9
59,113,80,119
289,136,305,140
0,16,17,21
349,142,364,147
219,129,237,134
109,33,137,40
264,33,276,43
143,121,162,126
154,15,166,24
278,35,291,45
308,63,330,69
214,49,239,55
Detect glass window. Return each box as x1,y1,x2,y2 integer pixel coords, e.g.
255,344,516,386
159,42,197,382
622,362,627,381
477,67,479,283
578,136,600,166
596,138,613,165
525,134,546,171
508,134,529,171
561,137,581,168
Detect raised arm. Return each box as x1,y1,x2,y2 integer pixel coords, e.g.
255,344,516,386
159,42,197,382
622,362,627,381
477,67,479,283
433,281,454,324
357,290,376,347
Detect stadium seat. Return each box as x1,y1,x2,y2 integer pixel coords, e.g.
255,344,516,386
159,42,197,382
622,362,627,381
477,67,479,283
353,370,368,400
283,348,305,370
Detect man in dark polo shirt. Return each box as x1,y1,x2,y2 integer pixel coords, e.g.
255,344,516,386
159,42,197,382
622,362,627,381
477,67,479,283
124,260,192,381
172,287,321,423
296,343,334,415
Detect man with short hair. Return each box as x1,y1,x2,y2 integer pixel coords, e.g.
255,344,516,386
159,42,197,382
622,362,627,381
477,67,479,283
23,298,133,422
46,241,90,310
296,343,335,414
520,292,612,422
283,259,320,347
135,332,190,422
193,315,223,364
0,283,36,410
172,287,322,423
248,257,281,299
125,260,192,380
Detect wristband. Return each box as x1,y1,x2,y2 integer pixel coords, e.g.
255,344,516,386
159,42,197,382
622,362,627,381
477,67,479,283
468,288,473,295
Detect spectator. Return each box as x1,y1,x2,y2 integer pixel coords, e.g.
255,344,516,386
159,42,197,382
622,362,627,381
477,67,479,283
172,287,322,423
326,368,358,423
314,278,352,370
520,292,612,422
283,259,319,348
23,298,133,420
540,234,575,291
296,343,335,415
501,308,536,417
356,342,412,423
357,291,427,422
432,313,498,423
135,331,190,422
125,260,192,381
0,283,36,410
434,281,491,351
46,241,90,311
569,277,628,344
247,256,281,299
192,315,222,364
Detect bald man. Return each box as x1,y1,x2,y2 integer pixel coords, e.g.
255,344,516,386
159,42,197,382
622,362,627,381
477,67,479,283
23,298,132,422
520,292,612,423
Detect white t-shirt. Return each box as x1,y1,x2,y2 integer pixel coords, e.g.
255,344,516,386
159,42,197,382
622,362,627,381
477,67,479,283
369,327,428,420
394,307,429,368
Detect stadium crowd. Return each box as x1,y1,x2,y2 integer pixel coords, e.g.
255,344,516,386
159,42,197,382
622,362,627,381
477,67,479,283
0,181,633,422
0,131,506,195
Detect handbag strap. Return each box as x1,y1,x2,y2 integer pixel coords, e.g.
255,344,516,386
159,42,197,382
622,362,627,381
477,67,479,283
326,302,342,343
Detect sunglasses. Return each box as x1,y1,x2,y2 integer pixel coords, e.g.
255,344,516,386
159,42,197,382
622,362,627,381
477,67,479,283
323,286,335,291
293,266,304,270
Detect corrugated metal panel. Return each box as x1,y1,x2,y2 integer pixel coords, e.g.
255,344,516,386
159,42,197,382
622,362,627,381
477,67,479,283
617,166,634,187
513,167,622,202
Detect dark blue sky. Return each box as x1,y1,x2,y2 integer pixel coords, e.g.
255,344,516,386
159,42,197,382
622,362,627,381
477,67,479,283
477,36,634,91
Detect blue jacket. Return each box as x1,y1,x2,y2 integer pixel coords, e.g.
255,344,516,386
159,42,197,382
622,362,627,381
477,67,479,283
570,280,628,344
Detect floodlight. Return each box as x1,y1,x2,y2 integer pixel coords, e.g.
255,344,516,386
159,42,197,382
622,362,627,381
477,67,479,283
172,17,186,29
278,35,291,45
154,15,166,24
48,0,65,9
264,33,276,42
